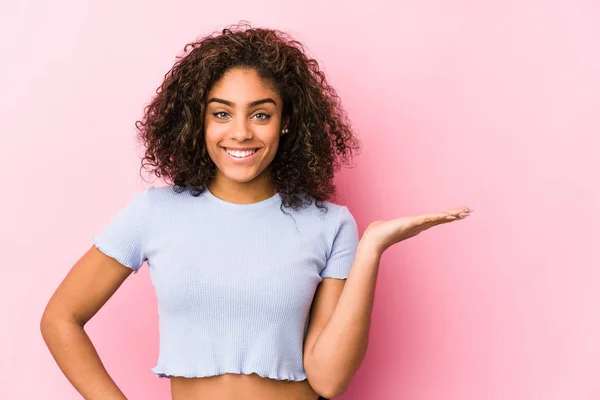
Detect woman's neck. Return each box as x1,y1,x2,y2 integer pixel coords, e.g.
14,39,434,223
206,174,277,205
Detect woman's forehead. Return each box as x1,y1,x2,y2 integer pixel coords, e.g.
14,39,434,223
208,68,280,101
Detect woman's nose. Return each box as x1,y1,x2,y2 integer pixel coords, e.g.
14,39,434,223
231,118,253,141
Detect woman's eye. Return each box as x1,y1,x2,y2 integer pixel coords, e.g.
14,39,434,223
213,112,230,119
252,113,271,121
212,111,270,121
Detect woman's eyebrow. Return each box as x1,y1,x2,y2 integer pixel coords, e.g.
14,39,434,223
207,98,276,107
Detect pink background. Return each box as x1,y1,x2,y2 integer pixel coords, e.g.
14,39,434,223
2,1,599,399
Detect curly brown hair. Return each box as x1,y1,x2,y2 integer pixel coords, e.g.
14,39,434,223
136,22,361,213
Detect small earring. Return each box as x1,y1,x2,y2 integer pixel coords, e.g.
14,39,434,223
281,128,288,135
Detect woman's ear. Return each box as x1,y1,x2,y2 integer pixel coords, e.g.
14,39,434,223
280,117,289,136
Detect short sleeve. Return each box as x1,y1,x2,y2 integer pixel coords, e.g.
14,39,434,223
320,206,359,279
92,188,151,274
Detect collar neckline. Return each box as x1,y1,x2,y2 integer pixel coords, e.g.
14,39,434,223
202,187,281,210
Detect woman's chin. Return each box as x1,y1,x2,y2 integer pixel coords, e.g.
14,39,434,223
220,170,262,184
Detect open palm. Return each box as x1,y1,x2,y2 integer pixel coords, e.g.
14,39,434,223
363,206,473,254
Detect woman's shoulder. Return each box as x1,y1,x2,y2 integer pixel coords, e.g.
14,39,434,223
287,192,353,224
142,184,196,199
134,185,204,213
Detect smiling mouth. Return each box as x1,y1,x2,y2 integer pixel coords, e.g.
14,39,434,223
221,147,262,159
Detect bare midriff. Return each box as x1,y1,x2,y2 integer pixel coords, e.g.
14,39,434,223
170,373,321,400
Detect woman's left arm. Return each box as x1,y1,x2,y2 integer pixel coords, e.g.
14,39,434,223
306,206,473,397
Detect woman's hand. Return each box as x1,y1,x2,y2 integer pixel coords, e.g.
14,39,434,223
361,206,473,255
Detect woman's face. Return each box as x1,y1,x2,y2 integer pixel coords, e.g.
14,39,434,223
204,67,285,187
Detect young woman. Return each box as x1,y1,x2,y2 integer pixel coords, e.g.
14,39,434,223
40,23,472,400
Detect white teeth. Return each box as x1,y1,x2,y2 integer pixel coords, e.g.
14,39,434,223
225,148,258,158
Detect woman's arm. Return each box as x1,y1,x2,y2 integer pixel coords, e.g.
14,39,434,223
40,245,135,400
303,240,381,397
305,207,473,396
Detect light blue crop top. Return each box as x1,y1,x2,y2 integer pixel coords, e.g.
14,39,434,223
92,185,359,381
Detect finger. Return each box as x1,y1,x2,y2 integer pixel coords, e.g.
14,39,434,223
449,206,473,215
425,213,456,227
445,212,472,220
421,208,473,225
448,206,473,216
423,212,453,222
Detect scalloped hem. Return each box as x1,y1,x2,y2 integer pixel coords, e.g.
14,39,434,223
92,240,141,274
151,368,307,382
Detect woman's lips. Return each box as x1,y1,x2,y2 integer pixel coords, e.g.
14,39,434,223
221,147,262,163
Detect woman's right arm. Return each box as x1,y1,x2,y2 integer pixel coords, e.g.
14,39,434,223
40,245,135,400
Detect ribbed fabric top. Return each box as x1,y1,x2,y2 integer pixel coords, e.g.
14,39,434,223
92,185,359,381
